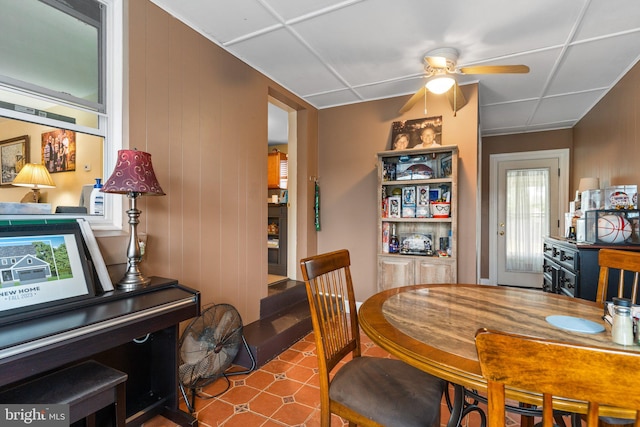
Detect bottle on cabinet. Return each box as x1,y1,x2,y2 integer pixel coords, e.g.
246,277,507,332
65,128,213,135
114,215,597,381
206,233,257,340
389,224,400,254
89,178,104,215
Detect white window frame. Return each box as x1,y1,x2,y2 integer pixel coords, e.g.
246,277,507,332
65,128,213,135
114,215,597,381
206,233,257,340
0,0,123,230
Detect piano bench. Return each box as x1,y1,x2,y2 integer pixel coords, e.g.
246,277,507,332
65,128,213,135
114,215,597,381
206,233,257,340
0,360,127,427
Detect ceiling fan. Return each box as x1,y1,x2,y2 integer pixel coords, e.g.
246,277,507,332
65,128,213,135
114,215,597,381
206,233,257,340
399,47,529,114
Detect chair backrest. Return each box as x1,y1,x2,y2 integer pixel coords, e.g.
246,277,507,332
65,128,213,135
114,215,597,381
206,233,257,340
475,328,640,427
596,249,640,305
300,249,361,377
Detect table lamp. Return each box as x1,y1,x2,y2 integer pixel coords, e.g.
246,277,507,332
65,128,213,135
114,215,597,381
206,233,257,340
578,177,600,192
12,163,56,203
102,149,165,290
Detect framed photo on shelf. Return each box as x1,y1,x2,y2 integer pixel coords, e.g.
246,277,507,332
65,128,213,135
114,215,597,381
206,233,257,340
440,153,453,177
390,116,443,150
0,222,95,322
387,196,401,218
402,186,416,206
416,185,430,206
0,135,29,186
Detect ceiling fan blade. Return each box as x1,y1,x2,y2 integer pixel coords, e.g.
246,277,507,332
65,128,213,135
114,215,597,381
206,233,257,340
445,83,467,115
458,65,529,74
399,86,426,114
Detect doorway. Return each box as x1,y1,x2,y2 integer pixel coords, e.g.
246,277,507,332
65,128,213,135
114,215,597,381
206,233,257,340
489,149,569,287
267,99,297,285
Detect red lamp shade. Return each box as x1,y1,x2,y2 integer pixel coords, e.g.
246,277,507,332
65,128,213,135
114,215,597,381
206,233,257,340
102,150,165,195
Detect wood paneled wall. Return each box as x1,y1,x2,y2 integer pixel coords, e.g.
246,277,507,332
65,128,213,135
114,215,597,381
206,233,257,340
124,1,317,323
573,61,640,190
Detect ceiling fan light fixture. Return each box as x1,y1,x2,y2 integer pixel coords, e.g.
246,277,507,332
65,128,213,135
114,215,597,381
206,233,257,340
425,75,455,94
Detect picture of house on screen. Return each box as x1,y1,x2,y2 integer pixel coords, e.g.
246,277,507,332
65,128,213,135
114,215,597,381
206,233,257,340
0,236,70,286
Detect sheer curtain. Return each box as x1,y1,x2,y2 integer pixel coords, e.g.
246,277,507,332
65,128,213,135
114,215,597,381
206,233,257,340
505,168,548,272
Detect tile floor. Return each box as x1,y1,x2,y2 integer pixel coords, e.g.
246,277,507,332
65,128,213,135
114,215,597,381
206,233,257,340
144,331,529,427
144,333,519,427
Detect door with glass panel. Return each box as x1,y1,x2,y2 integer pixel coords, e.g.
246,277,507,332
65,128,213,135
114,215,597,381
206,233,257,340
496,158,559,288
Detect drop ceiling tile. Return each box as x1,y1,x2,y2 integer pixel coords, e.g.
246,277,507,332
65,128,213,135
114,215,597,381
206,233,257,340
476,48,561,105
229,28,348,96
531,91,606,125
480,100,538,131
151,0,279,43
575,0,640,41
548,32,640,95
355,77,426,103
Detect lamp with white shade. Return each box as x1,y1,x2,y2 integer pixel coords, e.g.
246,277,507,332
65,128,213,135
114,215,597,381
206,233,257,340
12,163,56,203
578,177,600,193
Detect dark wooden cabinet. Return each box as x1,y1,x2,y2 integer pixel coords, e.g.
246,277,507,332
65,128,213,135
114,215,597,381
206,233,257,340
268,205,287,276
543,236,640,301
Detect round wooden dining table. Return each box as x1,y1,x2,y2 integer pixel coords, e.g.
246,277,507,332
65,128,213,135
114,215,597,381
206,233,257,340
358,284,639,426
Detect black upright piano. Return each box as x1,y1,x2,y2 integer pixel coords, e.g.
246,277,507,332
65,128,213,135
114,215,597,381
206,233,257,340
0,276,201,426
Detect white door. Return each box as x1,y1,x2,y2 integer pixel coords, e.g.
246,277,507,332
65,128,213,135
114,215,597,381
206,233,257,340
489,150,569,288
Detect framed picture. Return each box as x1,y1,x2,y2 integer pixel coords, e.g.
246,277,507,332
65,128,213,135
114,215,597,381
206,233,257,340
440,153,453,177
0,222,95,323
41,129,76,173
390,116,443,150
0,135,29,187
387,196,401,218
402,186,416,206
417,185,430,206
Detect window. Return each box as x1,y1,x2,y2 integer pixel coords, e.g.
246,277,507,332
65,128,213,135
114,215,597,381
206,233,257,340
0,0,123,229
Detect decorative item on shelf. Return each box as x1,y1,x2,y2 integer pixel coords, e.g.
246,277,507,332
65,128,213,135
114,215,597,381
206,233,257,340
102,149,165,290
268,222,279,235
584,209,639,244
605,186,638,210
581,189,603,212
431,201,450,218
12,163,56,203
401,186,416,218
389,224,400,254
396,161,434,180
387,196,401,218
400,233,433,256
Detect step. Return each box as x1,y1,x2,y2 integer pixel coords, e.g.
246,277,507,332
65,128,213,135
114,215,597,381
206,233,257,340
261,279,308,318
234,298,312,369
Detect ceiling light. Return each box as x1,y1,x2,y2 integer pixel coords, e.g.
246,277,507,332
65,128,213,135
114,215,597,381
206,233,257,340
425,75,455,95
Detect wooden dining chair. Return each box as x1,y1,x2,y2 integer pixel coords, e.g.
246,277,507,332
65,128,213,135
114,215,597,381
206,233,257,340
300,249,445,427
595,248,640,306
475,328,640,427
